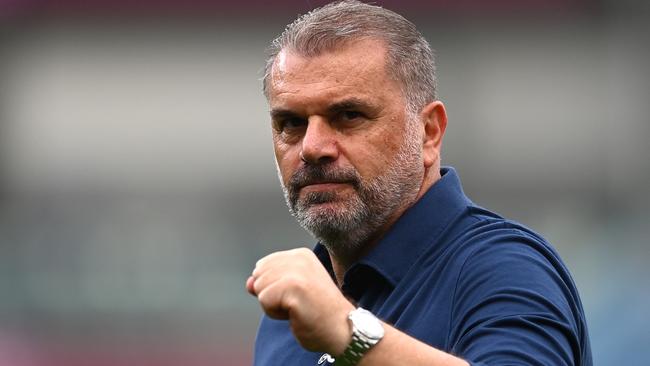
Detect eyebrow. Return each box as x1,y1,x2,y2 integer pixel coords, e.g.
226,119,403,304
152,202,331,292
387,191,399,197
326,98,376,115
270,109,301,120
270,98,377,119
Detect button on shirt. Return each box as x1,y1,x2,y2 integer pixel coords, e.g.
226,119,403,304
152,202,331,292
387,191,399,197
253,167,592,366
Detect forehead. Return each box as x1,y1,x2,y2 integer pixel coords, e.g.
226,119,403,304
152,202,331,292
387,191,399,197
268,39,404,108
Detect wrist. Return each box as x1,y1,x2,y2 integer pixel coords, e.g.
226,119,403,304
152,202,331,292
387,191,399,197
334,307,385,366
330,303,355,356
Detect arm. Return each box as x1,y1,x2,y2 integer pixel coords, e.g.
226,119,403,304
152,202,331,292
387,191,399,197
446,234,585,366
246,248,468,366
357,323,468,366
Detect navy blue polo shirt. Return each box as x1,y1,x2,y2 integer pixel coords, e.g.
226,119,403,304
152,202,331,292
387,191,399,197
253,167,592,366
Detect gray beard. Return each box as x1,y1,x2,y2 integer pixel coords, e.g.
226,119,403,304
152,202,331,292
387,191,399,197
279,120,424,260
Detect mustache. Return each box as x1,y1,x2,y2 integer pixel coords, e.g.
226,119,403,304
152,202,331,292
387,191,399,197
288,164,360,192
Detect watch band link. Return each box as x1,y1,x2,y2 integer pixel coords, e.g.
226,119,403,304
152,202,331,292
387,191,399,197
334,332,371,366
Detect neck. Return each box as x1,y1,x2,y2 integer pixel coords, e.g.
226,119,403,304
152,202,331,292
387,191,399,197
328,165,442,287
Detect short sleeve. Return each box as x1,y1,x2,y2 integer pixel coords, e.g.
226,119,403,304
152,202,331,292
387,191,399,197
448,229,584,366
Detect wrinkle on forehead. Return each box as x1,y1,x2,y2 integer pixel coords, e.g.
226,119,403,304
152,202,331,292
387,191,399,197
268,50,296,97
269,40,393,101
272,50,289,81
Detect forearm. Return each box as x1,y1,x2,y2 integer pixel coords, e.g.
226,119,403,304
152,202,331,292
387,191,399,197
356,323,469,366
249,249,471,366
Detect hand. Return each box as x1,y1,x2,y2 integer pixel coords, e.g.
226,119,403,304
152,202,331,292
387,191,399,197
247,248,355,355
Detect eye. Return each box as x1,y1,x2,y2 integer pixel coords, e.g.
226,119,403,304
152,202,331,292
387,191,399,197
341,110,363,120
284,117,307,129
273,117,307,133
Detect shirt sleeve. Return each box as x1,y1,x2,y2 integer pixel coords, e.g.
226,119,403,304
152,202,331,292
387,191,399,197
447,228,584,366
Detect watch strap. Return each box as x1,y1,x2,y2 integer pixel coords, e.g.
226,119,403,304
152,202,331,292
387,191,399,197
334,308,383,366
334,331,373,366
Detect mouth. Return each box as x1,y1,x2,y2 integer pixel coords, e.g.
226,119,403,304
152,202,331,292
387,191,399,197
299,181,352,194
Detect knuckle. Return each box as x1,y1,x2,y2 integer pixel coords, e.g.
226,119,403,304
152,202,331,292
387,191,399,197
258,290,273,308
283,293,299,311
296,247,313,257
253,278,263,294
283,273,306,290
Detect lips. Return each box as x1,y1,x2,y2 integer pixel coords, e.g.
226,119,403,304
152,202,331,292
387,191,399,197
299,181,352,192
300,178,351,187
288,165,360,201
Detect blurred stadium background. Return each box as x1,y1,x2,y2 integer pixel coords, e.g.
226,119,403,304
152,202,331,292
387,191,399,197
1,0,648,365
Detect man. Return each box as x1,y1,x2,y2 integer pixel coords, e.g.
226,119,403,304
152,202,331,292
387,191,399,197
246,1,592,365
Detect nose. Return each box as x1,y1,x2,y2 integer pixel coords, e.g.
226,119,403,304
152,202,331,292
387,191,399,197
300,116,339,165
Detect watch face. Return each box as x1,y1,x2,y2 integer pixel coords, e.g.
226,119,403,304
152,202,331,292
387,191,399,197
352,309,385,339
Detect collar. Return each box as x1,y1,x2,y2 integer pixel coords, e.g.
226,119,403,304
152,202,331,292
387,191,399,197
314,167,472,290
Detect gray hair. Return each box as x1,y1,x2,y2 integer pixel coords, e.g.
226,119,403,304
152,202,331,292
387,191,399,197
262,0,438,115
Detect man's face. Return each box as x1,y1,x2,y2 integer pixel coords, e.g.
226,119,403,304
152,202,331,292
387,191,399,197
267,39,425,254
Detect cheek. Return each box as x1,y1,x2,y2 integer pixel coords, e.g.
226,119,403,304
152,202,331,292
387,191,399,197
347,143,393,180
274,143,301,182
357,132,402,171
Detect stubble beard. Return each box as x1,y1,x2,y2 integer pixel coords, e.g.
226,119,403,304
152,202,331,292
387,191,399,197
278,120,424,261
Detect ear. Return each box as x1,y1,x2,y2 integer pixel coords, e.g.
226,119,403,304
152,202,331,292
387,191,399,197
420,101,448,169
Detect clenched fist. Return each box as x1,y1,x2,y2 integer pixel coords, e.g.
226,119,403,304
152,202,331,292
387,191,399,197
246,248,355,355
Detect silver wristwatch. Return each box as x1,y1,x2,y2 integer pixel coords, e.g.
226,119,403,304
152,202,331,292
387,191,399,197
334,307,385,366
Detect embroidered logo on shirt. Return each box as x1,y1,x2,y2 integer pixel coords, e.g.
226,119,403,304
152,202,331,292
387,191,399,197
317,353,335,364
